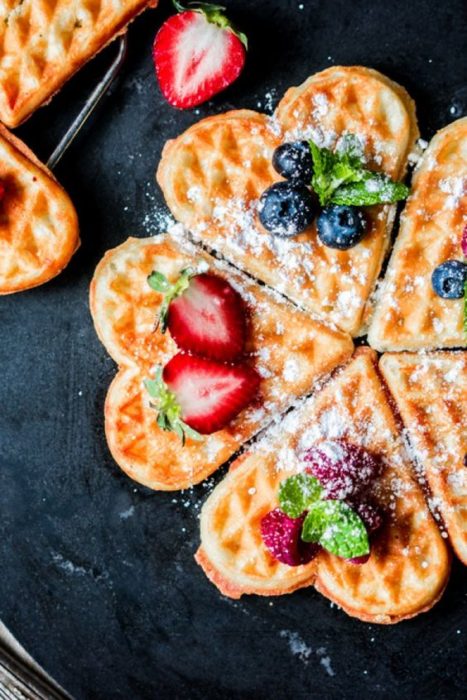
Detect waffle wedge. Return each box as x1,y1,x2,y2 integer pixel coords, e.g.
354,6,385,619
0,124,79,293
90,234,353,491
380,351,467,564
157,66,419,337
368,118,467,351
196,349,450,623
0,0,157,128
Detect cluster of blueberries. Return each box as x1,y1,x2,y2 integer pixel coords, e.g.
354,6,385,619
258,141,367,250
258,140,467,301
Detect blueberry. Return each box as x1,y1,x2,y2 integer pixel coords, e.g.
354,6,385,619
431,260,467,299
272,141,313,183
317,205,367,250
258,181,315,237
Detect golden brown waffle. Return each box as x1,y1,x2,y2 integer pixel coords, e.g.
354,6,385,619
157,66,419,337
196,349,450,623
0,0,157,127
0,124,79,294
380,351,467,564
368,118,467,351
90,234,353,490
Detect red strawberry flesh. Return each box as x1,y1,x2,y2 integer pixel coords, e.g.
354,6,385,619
163,352,259,434
168,273,246,361
261,509,320,567
153,10,246,109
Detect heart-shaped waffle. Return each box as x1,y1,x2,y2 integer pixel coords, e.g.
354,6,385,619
369,118,467,351
0,124,79,294
381,351,467,564
90,234,353,490
0,0,157,127
196,349,450,623
157,66,419,337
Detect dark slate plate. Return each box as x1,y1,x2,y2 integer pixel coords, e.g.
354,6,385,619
1,1,466,698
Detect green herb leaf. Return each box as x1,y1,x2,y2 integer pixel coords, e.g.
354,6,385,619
310,140,365,205
309,138,409,207
302,500,369,558
331,175,410,206
278,473,323,518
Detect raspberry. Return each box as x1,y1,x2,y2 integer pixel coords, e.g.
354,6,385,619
260,509,320,567
347,554,370,565
304,440,382,500
352,501,383,533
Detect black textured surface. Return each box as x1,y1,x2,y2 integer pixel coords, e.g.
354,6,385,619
1,1,467,698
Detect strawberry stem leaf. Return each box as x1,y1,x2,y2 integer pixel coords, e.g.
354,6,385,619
144,371,204,445
147,267,194,333
171,0,248,49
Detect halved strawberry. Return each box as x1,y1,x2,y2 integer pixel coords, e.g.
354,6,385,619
145,353,260,440
148,268,246,361
153,2,247,109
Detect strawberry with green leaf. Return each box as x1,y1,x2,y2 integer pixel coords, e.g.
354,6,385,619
147,267,246,362
153,1,247,109
145,353,260,443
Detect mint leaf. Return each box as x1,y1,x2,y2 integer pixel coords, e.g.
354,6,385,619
310,140,365,206
278,473,323,519
331,174,409,206
302,500,369,558
309,137,409,207
301,502,329,542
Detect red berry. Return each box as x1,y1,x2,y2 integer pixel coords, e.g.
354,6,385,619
462,224,467,258
163,352,260,434
347,554,370,565
153,7,247,109
260,509,320,567
351,501,383,533
304,440,382,500
168,273,246,361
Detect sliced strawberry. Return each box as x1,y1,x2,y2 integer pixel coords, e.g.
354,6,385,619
153,3,247,109
163,353,260,434
145,353,260,440
169,273,246,361
148,268,246,361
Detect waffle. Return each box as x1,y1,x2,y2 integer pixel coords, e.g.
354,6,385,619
0,124,79,294
196,349,450,623
90,234,353,490
0,0,157,127
380,351,467,564
157,66,419,337
368,118,467,351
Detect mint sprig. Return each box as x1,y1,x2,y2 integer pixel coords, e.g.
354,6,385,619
278,472,369,559
279,473,322,518
302,500,369,559
147,267,193,333
330,175,409,206
309,138,409,207
145,368,203,445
